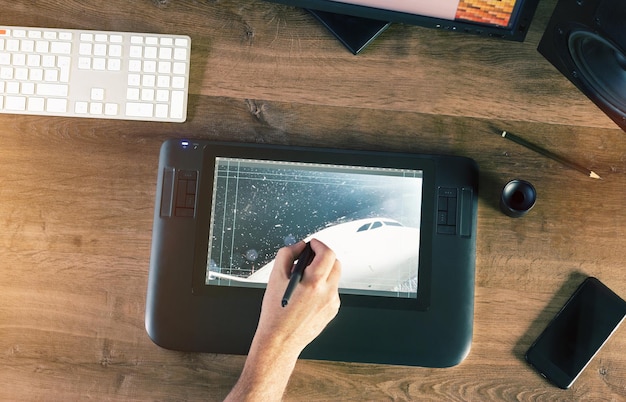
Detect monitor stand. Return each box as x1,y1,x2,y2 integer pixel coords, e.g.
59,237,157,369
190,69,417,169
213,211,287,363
307,9,391,55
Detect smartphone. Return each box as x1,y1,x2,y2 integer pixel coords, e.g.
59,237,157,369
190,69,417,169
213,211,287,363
525,277,626,389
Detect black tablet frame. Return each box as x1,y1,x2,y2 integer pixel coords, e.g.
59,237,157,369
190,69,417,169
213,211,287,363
146,140,478,367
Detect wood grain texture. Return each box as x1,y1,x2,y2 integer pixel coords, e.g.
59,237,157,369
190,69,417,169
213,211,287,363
1,0,626,400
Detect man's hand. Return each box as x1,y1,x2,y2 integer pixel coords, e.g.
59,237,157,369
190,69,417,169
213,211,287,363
255,239,341,356
225,239,341,401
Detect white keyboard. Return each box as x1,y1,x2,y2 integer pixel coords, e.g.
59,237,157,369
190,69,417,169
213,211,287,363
0,26,191,123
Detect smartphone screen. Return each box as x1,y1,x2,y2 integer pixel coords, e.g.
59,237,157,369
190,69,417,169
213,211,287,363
525,277,626,389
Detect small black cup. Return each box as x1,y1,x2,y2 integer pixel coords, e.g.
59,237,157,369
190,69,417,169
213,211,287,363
500,179,536,218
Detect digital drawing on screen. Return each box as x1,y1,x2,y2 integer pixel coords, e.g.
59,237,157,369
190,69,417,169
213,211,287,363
334,0,521,28
206,158,423,298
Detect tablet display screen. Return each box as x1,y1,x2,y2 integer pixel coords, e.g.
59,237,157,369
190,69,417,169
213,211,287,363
206,157,423,299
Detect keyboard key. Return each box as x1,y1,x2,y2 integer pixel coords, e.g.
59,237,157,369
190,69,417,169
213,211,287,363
22,82,35,95
58,56,71,81
29,68,43,81
107,58,121,71
129,45,142,58
171,91,185,119
128,74,140,86
6,39,19,51
50,41,71,54
36,83,69,97
155,103,168,118
89,102,103,114
142,75,155,87
0,66,13,79
44,69,59,82
27,54,41,66
28,97,45,112
127,87,140,101
46,98,67,112
93,43,107,56
14,67,28,80
104,103,118,115
126,102,153,117
75,101,88,114
92,58,106,70
42,55,55,67
174,48,187,60
159,47,172,60
158,61,171,74
79,42,92,55
128,59,141,72
173,62,185,74
21,39,34,52
78,57,91,69
141,88,155,101
12,53,25,65
144,47,158,59
91,88,104,101
175,38,188,47
5,95,26,110
172,76,185,89
35,40,49,53
6,82,20,94
109,44,122,57
156,89,169,102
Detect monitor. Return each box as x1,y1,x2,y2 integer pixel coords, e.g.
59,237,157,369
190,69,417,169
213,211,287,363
263,0,540,41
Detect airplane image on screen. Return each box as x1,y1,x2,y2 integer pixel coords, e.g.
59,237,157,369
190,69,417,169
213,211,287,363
209,218,420,295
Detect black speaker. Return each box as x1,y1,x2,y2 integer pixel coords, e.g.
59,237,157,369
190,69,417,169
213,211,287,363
538,0,626,131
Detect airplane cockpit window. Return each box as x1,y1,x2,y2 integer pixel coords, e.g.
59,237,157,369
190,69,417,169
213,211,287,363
357,223,371,232
357,220,405,233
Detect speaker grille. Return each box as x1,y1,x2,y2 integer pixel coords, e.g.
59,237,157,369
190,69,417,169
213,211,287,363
568,30,626,114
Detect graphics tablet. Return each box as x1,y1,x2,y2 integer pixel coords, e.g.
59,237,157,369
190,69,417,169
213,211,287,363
145,140,479,367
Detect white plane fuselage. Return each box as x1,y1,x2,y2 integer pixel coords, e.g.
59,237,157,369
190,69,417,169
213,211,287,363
211,218,420,293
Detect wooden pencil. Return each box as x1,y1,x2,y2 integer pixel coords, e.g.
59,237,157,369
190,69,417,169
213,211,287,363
501,130,601,180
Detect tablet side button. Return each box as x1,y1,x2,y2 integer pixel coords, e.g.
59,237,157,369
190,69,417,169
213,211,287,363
160,167,175,217
459,188,473,237
437,187,457,235
174,170,198,217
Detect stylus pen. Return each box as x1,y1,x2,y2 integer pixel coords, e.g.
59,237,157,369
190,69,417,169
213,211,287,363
281,242,315,308
501,130,601,180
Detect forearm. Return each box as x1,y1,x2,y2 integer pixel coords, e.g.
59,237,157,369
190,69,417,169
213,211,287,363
225,337,300,401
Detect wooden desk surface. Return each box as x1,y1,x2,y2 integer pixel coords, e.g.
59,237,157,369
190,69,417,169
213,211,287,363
1,0,625,400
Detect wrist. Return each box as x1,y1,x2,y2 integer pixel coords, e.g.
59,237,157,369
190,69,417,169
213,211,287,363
248,332,301,372
226,335,300,401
